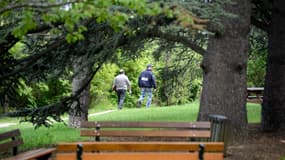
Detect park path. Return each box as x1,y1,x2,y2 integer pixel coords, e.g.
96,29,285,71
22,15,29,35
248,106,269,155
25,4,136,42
88,110,115,117
0,110,115,128
0,123,16,128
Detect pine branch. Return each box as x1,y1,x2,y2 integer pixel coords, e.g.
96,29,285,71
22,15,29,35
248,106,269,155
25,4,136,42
0,38,66,81
147,28,207,56
0,0,81,14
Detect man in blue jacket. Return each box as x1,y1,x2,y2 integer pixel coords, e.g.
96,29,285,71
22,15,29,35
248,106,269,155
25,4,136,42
137,64,157,108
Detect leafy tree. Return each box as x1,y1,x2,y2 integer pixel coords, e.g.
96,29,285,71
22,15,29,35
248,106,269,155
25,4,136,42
0,0,165,127
1,0,210,127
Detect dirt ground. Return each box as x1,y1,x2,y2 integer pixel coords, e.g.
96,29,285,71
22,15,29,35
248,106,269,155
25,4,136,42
225,124,285,160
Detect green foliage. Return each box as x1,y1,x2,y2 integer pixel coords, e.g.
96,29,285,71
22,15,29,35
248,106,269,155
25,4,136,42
167,0,235,34
8,42,26,58
247,27,267,87
30,78,71,107
17,79,36,107
90,63,118,108
90,49,153,109
3,0,164,42
153,43,203,106
188,79,202,101
12,11,37,39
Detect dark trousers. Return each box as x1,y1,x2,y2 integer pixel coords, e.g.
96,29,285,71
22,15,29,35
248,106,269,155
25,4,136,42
116,89,126,109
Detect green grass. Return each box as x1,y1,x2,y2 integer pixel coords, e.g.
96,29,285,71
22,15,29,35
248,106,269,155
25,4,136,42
89,102,261,123
0,101,261,153
89,102,200,122
0,123,86,151
247,103,261,123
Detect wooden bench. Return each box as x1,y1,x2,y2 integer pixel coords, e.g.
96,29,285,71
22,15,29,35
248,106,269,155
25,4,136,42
80,121,212,142
0,129,55,160
56,141,224,160
247,87,263,104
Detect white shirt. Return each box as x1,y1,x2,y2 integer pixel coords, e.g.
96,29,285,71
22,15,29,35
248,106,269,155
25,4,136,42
113,74,130,90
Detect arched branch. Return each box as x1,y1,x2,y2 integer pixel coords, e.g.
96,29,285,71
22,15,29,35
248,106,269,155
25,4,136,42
0,0,80,14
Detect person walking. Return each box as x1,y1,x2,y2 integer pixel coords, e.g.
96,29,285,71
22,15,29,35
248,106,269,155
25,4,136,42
137,64,157,108
112,69,131,110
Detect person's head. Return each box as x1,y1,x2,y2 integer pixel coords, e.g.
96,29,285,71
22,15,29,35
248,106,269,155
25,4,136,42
119,69,125,74
146,64,153,70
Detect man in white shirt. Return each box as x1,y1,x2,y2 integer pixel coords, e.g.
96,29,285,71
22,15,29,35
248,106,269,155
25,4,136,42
112,69,131,110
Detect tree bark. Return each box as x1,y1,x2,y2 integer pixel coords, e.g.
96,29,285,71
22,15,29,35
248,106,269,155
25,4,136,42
262,0,285,131
68,58,92,128
198,0,251,143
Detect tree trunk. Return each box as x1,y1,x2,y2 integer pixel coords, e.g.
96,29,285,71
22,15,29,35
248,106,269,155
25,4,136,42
198,0,251,143
262,0,285,131
68,58,92,128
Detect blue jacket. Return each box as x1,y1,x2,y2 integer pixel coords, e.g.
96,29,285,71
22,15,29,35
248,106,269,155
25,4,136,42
138,69,157,89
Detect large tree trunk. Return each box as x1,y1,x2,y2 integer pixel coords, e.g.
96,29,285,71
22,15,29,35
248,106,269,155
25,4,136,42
68,58,92,128
262,0,285,131
198,0,251,143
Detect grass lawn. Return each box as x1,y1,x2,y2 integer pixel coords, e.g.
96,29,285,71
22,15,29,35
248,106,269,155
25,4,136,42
0,102,261,152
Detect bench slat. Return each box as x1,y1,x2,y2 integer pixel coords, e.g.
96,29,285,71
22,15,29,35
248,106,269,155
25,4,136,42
56,153,198,160
0,129,21,141
81,130,211,138
57,142,224,152
4,148,56,160
81,121,211,129
1,129,55,160
56,152,223,160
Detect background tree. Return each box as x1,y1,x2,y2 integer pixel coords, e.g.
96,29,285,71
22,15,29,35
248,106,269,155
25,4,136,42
262,0,285,131
0,0,166,127
251,0,285,131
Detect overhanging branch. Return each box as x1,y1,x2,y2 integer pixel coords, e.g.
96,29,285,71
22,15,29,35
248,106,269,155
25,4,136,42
0,0,80,14
147,29,207,56
0,38,66,80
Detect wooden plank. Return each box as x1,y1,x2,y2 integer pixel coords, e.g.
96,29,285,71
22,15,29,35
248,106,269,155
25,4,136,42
0,139,23,152
247,87,264,92
56,142,224,152
0,129,21,141
4,148,56,160
204,153,224,160
81,121,211,129
247,99,262,104
81,130,211,138
56,152,223,160
57,153,199,160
